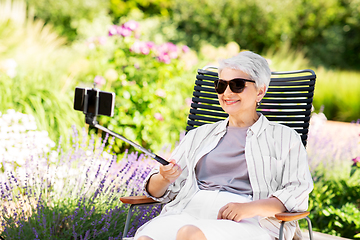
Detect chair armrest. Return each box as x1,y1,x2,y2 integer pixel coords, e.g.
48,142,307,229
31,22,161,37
275,211,310,222
120,195,159,205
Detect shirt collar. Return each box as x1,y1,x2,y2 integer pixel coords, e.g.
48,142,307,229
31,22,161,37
214,113,269,137
248,113,269,137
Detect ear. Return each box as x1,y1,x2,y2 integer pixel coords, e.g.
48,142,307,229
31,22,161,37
256,85,266,103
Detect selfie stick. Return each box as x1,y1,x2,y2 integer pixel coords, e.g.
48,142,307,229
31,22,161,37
83,89,169,166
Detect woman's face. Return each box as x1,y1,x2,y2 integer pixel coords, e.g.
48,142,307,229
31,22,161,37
218,68,265,117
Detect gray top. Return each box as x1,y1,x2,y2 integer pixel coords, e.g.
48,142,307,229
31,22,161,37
195,126,253,196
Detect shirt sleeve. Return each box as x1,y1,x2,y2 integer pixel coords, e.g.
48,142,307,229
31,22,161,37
271,130,314,212
142,129,196,203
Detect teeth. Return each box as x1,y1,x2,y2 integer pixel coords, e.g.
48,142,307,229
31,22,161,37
225,100,238,103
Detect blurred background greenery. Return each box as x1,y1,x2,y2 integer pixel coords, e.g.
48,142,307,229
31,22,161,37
1,0,359,152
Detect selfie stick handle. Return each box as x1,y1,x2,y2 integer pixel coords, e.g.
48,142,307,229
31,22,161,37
94,123,170,165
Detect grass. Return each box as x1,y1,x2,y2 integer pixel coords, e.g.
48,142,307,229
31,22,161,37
265,44,360,122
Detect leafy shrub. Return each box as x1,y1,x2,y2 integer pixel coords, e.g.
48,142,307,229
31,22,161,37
166,0,360,69
307,167,360,238
80,20,195,154
109,0,173,20
303,116,360,238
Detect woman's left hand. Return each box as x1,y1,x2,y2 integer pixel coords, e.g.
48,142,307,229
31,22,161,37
217,197,286,222
217,202,256,222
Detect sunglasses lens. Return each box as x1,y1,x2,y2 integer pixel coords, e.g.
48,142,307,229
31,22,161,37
214,79,246,94
214,80,226,94
230,79,245,93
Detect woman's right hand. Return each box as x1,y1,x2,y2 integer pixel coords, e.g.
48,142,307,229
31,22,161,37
159,159,182,184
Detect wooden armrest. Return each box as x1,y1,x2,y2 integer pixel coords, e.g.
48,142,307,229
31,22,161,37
120,195,159,205
275,211,310,222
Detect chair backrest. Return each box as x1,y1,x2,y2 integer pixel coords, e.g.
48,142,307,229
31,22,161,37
186,68,316,147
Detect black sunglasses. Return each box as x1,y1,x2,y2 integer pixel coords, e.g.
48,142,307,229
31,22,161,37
214,78,256,94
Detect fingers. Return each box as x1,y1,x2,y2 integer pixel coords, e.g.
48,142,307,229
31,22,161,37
159,159,182,183
217,203,242,222
217,205,227,219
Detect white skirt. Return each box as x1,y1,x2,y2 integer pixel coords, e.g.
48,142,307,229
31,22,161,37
134,190,274,240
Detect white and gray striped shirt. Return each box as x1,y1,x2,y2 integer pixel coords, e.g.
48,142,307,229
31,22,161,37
144,114,313,240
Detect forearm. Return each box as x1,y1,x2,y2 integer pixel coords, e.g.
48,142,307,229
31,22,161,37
250,197,286,217
146,173,171,198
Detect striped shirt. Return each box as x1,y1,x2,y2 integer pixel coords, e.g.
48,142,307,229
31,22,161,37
143,114,313,240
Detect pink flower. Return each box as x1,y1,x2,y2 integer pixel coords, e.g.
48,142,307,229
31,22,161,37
98,36,107,45
117,26,132,37
155,89,166,98
108,25,118,36
352,156,360,167
124,20,139,31
158,42,177,53
154,113,164,121
130,41,150,55
157,52,171,64
94,75,106,86
185,98,193,107
146,41,155,49
168,51,178,59
140,46,150,55
182,45,190,53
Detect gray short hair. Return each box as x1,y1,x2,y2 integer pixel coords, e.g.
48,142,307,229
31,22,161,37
218,51,271,91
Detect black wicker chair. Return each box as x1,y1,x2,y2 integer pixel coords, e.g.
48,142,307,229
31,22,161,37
120,67,316,240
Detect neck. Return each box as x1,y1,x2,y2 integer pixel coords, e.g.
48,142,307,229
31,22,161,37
228,111,260,128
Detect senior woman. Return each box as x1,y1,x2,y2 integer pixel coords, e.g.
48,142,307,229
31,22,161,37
134,51,313,240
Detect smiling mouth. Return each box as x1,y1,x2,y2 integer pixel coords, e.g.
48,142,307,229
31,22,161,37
225,100,239,105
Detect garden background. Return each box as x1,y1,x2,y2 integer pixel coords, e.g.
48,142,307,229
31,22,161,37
0,0,359,239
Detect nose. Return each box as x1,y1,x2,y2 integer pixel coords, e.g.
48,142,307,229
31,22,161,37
223,83,233,95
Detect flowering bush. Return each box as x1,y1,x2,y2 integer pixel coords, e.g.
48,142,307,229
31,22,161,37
0,110,56,172
80,20,196,153
305,114,360,239
0,126,163,239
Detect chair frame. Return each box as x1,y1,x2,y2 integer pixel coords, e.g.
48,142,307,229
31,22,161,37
120,67,316,240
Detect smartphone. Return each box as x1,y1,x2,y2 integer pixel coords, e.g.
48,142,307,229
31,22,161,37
73,87,115,117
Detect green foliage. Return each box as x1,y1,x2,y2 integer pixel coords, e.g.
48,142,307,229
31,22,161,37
109,0,173,20
166,0,360,69
304,166,360,238
26,0,109,41
0,73,84,148
19,0,360,68
0,9,86,147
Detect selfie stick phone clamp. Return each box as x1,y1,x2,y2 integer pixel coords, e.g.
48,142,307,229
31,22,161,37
82,87,169,166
